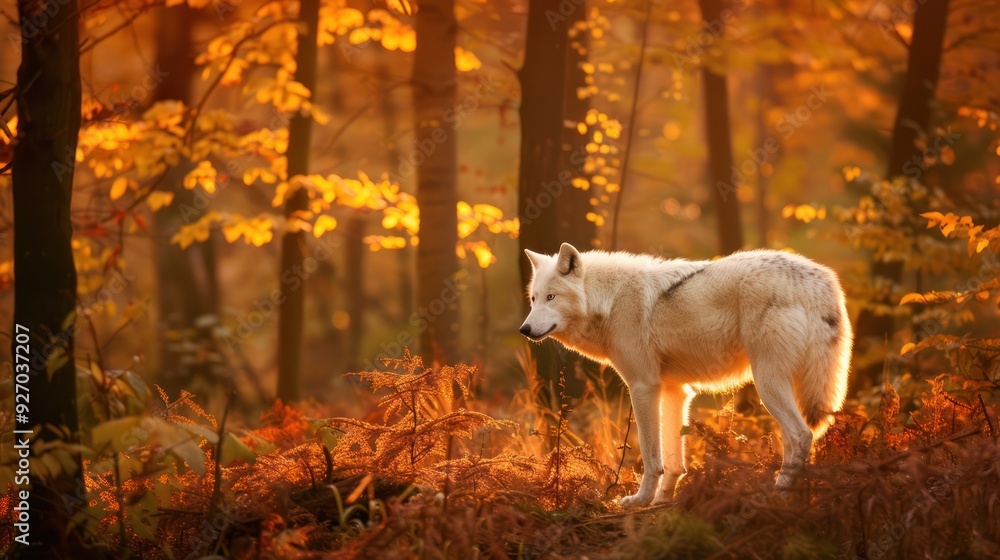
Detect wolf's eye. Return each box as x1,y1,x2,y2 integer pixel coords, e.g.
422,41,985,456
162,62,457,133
546,294,555,301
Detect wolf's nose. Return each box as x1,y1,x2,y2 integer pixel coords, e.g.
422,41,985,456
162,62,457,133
519,324,532,336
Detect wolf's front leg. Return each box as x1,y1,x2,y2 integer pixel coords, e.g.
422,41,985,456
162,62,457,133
619,381,663,509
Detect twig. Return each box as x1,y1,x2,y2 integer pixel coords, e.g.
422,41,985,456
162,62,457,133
978,394,995,440
209,388,237,552
82,311,106,372
185,18,296,147
875,428,980,469
613,405,634,487
318,80,409,154
610,0,653,250
80,5,151,55
113,452,128,554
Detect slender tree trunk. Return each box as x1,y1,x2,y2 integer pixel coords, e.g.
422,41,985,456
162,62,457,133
277,0,321,401
698,0,746,411
378,55,415,332
13,0,86,555
754,68,771,248
413,0,460,364
752,0,795,248
699,0,743,255
152,4,222,396
314,46,348,377
852,0,950,392
344,214,365,370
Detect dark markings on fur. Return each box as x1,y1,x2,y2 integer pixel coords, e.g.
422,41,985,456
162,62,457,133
823,314,838,328
588,312,605,331
566,254,577,274
761,296,777,316
660,265,709,301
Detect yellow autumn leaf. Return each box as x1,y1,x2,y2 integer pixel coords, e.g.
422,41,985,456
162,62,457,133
387,0,415,15
286,80,312,100
791,205,814,223
455,47,482,72
362,235,407,251
146,191,175,211
900,342,915,355
473,204,503,220
940,146,955,165
900,293,926,305
110,177,130,201
313,215,338,237
457,219,479,239
384,236,407,249
471,244,494,268
919,211,945,227
183,161,217,194
221,223,242,244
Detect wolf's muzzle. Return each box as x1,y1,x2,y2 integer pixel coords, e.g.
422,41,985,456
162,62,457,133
519,323,556,340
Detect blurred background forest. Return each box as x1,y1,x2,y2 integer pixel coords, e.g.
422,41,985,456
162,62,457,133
2,0,1000,557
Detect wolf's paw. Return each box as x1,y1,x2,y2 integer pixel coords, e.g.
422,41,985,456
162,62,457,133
652,472,684,505
619,492,654,509
651,493,673,506
775,473,792,490
775,469,800,492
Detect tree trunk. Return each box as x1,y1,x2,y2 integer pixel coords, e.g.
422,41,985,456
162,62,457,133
152,4,222,396
518,0,588,396
13,0,86,555
852,0,950,392
557,2,601,392
277,0,321,401
413,0,460,364
518,0,572,295
699,0,743,255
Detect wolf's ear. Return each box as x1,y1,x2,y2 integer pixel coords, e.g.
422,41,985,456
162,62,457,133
524,249,546,271
556,243,582,276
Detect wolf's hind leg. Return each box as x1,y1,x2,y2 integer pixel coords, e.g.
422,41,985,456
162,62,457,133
654,384,690,503
752,366,812,489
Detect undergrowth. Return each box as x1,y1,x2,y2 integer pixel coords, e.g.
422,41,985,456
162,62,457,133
3,343,1000,558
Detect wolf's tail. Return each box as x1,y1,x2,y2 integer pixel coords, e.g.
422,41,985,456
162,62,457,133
796,301,852,439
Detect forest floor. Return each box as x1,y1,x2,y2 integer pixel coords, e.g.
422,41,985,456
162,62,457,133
4,351,1000,559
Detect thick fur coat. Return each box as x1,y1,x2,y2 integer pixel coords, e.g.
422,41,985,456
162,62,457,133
520,243,852,508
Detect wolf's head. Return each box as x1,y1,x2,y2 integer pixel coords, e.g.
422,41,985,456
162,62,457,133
519,243,585,341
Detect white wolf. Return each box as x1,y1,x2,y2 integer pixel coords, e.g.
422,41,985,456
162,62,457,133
519,243,851,508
